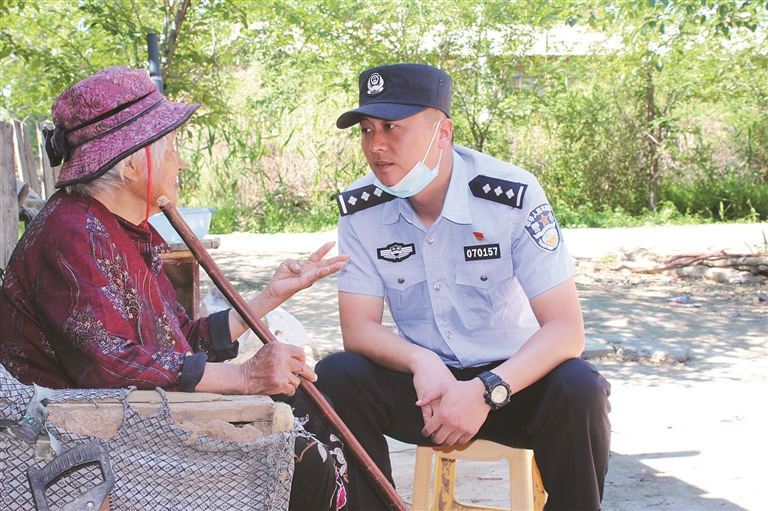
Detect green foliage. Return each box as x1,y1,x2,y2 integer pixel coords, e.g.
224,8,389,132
565,0,768,38
533,69,648,215
205,187,339,234
553,200,689,228
2,0,766,233
661,168,768,222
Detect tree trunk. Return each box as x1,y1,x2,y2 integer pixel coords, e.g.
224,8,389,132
644,64,659,212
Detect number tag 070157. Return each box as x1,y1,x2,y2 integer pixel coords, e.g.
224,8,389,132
463,243,501,261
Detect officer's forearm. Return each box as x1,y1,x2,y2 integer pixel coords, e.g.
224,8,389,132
339,291,436,373
347,320,436,374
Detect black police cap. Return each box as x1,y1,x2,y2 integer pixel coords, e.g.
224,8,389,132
336,63,452,129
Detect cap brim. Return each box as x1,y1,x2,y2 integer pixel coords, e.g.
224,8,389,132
336,103,428,129
56,100,200,188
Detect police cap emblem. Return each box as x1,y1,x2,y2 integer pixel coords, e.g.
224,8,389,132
367,72,385,96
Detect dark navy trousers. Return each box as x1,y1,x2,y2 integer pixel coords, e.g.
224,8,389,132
314,353,611,511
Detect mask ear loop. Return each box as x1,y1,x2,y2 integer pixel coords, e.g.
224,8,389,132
139,145,152,228
420,119,444,164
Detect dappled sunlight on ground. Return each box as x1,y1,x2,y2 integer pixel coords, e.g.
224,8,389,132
198,228,766,510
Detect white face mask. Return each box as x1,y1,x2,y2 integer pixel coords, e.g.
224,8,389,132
373,120,443,198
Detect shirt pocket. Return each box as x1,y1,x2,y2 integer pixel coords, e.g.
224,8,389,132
379,263,430,323
454,258,515,328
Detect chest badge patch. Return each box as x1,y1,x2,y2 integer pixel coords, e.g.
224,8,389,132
525,204,561,252
377,242,415,262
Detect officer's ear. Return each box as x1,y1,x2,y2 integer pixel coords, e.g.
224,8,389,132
437,118,454,148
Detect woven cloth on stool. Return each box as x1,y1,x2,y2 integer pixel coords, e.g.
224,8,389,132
0,363,297,510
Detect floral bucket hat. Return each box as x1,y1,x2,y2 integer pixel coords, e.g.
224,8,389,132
44,66,200,188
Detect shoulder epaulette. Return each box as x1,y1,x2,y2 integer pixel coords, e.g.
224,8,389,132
469,175,528,209
336,184,396,216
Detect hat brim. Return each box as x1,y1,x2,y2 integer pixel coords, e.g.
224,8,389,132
336,103,428,129
55,99,200,188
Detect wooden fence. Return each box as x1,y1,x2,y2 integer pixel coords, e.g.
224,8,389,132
0,120,59,271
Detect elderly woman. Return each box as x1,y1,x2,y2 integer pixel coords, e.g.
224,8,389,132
0,67,349,510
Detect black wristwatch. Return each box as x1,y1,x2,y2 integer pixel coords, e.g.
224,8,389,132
477,371,511,410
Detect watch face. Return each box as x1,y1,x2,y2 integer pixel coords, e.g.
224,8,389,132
491,385,508,404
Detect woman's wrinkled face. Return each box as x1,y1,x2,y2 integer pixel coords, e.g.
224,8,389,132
152,132,185,209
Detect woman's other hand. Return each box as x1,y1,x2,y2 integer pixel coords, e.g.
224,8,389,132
195,342,316,396
239,342,317,396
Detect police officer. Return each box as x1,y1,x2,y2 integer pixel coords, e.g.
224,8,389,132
315,63,611,510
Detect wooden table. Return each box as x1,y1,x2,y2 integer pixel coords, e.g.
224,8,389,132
160,237,220,320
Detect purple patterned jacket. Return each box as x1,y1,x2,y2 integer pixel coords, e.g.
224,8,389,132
0,191,232,390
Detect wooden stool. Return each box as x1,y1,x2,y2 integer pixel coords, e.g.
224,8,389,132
412,440,547,511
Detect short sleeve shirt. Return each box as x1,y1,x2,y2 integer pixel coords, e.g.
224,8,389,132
337,145,575,368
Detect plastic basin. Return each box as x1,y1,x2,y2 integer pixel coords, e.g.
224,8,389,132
148,208,213,244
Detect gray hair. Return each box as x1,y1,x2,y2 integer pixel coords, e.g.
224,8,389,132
66,132,174,198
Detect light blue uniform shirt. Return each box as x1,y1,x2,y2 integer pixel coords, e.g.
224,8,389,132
337,145,575,368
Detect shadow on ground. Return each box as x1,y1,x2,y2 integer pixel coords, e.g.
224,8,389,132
387,444,752,511
204,243,766,511
208,248,765,386
604,451,749,511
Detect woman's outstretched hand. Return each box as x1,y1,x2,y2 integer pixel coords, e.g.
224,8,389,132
265,242,349,305
230,242,350,342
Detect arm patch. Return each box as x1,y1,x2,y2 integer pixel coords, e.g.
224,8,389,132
469,175,527,209
525,203,562,252
336,184,396,216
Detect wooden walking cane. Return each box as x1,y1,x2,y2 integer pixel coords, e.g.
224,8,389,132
158,197,409,511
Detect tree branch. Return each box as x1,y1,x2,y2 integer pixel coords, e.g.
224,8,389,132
162,0,191,82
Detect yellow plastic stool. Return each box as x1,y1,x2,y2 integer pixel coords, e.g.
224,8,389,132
411,440,547,511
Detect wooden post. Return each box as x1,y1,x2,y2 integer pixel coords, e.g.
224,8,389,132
0,121,19,270
12,120,41,196
36,122,59,199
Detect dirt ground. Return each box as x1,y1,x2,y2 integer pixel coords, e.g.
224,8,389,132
202,223,767,511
